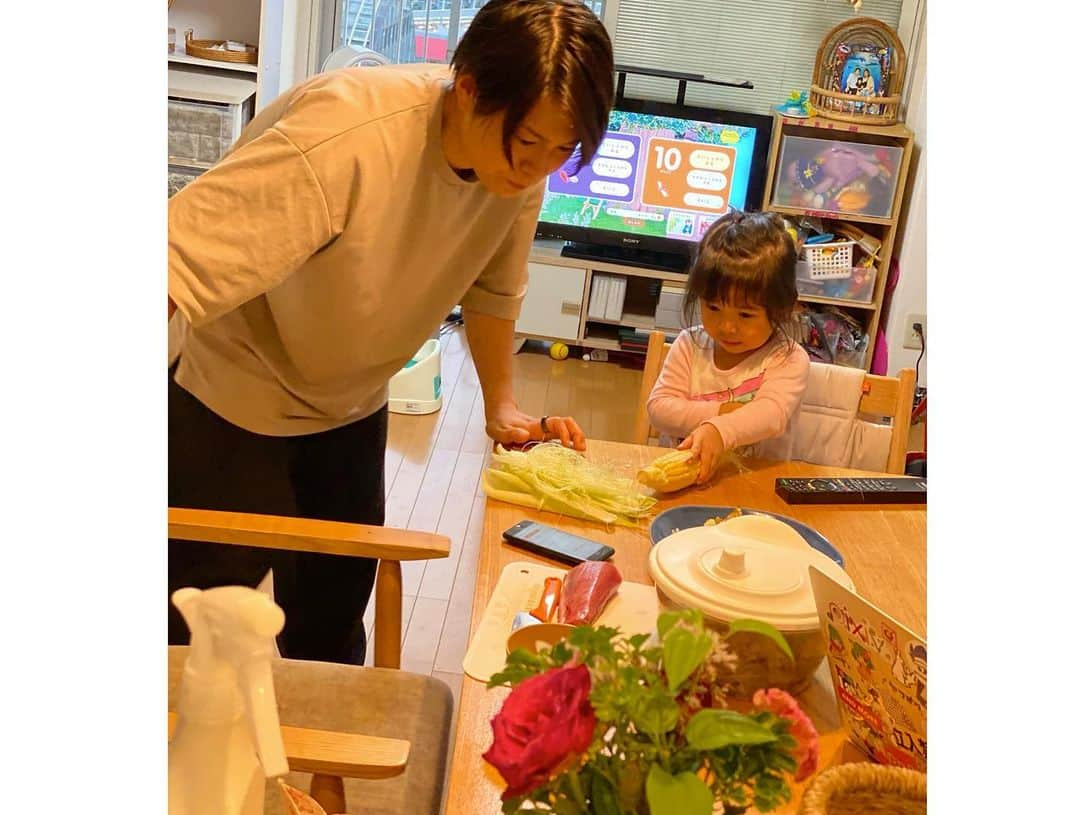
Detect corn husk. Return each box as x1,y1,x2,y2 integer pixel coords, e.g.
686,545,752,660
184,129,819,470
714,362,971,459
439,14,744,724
482,443,656,526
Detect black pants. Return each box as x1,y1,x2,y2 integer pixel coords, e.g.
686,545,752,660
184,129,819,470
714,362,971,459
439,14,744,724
168,370,386,664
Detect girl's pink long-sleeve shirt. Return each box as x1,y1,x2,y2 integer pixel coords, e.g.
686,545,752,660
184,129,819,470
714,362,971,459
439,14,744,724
647,327,810,451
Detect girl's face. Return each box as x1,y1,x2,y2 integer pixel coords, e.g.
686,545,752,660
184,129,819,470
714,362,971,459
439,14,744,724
455,78,580,197
702,297,774,356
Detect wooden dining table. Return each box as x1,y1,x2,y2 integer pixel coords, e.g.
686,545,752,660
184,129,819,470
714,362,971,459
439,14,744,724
443,440,927,814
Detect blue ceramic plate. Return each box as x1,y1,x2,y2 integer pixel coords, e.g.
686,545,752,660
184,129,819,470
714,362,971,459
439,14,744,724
649,505,844,567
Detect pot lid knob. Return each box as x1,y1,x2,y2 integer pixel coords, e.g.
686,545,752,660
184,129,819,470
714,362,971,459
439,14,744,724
713,547,747,578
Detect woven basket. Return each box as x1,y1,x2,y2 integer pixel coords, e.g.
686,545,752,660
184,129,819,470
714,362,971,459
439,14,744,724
798,764,926,815
183,29,258,65
810,17,906,126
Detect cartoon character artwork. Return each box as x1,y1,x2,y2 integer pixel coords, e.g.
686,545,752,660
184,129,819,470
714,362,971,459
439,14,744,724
578,198,603,222
867,623,890,655
888,638,916,688
908,642,927,710
833,663,871,706
827,623,846,656
809,566,926,772
665,211,695,237
850,641,875,681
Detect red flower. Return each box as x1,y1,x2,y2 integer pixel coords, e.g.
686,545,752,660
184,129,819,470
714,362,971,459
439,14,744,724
753,688,820,782
483,665,596,800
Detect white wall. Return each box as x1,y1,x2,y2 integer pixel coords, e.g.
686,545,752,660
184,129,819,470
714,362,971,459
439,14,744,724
885,9,927,385
168,0,262,47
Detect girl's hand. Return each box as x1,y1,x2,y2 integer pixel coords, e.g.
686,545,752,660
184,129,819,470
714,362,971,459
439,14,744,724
486,402,587,451
678,423,727,484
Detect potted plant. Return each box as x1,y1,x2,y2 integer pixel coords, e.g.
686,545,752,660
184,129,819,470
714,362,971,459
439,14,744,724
483,609,819,814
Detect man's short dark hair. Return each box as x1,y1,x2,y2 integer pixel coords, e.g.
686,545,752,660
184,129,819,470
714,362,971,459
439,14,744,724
451,0,614,169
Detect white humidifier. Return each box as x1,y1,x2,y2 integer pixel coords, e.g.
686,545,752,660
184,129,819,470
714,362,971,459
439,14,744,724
388,339,443,415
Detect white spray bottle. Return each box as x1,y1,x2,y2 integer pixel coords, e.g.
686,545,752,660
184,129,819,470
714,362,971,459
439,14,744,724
168,586,290,815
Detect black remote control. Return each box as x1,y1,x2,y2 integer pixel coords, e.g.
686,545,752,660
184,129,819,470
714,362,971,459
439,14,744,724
775,476,927,505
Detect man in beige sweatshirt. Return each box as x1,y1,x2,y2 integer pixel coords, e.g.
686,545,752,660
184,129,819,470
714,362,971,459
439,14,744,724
167,0,614,663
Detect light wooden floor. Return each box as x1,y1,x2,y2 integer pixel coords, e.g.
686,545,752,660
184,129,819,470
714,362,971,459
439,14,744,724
361,330,643,742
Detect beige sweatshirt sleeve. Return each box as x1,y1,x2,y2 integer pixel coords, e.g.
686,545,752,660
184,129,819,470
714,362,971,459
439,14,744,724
168,128,337,327
459,186,544,321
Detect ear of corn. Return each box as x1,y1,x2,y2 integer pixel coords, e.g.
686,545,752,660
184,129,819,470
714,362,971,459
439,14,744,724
637,449,700,493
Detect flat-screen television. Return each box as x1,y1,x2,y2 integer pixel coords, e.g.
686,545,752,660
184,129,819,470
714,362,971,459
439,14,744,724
535,98,774,272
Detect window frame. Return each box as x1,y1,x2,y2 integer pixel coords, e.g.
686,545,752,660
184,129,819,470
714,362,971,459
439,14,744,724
317,0,608,70
309,0,919,91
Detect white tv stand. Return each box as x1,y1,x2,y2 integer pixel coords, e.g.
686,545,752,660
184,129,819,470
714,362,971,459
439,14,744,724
516,239,689,354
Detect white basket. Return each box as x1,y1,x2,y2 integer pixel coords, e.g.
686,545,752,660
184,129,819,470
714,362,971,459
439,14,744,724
802,241,854,280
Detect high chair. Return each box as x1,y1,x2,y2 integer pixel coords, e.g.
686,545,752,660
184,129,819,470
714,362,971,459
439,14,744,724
167,508,453,815
631,330,917,474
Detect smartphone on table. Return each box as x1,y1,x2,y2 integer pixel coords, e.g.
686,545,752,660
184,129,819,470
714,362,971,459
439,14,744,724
502,520,615,566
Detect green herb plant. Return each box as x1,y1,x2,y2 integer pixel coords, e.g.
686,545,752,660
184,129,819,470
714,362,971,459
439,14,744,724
488,609,802,815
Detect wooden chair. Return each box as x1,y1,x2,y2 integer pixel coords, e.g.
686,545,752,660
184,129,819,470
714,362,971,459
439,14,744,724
631,330,672,446
167,508,453,815
858,367,917,474
631,329,917,474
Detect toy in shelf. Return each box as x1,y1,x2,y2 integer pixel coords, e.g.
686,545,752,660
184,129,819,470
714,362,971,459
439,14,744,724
794,305,869,368
796,261,875,303
775,136,902,219
788,217,879,304
773,90,814,119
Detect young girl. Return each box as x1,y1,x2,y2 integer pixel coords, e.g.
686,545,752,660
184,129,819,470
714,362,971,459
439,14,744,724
647,211,810,483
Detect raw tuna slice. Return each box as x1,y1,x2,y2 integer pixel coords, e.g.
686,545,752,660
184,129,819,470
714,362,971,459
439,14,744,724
558,561,622,625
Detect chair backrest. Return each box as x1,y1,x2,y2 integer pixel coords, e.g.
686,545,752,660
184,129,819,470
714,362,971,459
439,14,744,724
630,329,916,474
857,367,917,474
168,508,450,669
632,330,671,445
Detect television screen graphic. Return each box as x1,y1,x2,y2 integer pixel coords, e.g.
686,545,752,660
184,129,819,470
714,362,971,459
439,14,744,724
538,110,761,244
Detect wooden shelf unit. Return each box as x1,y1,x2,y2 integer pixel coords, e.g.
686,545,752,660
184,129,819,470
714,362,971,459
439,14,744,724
762,114,916,371
517,241,689,357
168,0,289,113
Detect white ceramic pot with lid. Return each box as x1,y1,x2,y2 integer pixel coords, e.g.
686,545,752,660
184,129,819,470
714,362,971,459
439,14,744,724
648,525,854,696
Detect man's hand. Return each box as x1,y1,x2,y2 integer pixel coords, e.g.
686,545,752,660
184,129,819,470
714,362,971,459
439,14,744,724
678,422,726,484
485,401,587,451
